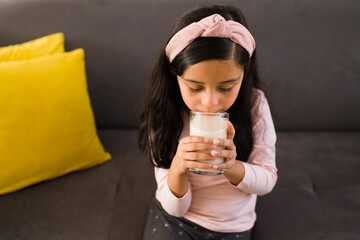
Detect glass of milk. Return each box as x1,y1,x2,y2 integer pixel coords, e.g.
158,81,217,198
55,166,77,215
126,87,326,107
189,111,229,175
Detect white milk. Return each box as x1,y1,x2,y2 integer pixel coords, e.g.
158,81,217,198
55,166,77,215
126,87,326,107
189,112,228,175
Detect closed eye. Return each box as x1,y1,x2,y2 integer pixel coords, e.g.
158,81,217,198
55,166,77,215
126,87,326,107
188,86,235,93
219,86,235,92
188,86,202,92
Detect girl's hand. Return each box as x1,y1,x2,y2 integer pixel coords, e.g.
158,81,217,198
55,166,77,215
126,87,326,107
172,136,215,174
209,121,237,172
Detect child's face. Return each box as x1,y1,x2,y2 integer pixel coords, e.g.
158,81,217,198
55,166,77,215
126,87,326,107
177,59,244,113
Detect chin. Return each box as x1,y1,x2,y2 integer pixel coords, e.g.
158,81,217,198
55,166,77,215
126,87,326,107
194,109,225,113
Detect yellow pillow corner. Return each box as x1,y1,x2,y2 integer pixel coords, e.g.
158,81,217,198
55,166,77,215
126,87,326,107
0,48,111,195
0,32,65,62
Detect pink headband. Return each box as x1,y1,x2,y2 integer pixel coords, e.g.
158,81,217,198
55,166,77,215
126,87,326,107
165,14,256,62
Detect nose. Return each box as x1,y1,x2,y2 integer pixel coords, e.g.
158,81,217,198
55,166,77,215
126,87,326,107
201,90,219,112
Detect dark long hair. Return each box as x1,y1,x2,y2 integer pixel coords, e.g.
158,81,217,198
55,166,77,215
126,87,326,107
138,5,262,168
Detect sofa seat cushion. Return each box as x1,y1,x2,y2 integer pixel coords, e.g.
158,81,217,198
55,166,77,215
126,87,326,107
254,131,360,240
0,129,155,240
0,130,358,239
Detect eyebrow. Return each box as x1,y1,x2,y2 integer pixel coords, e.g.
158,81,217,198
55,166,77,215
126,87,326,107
181,76,241,84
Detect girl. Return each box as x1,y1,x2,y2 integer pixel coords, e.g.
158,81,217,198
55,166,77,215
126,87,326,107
138,5,277,240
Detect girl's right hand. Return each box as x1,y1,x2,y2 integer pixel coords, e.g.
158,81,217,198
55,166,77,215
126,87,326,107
172,136,216,174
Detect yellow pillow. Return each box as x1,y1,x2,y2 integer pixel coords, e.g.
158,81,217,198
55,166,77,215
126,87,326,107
0,48,111,195
0,32,64,62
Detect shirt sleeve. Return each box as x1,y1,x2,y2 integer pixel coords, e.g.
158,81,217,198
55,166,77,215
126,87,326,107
154,167,192,217
237,91,278,195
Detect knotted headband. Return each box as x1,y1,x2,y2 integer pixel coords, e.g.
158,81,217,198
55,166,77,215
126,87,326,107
165,14,256,63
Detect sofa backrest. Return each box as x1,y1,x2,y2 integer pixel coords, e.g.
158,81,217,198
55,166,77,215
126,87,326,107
1,0,359,131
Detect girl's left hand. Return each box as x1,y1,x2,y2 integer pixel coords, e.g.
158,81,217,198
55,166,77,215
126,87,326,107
210,120,237,171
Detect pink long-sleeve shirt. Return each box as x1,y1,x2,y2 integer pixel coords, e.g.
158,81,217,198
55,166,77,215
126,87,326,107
155,90,277,232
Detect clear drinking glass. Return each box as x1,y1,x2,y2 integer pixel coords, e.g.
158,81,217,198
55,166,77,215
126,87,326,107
189,111,229,175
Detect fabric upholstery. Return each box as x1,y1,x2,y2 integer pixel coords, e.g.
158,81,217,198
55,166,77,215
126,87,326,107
0,0,358,130
0,131,358,239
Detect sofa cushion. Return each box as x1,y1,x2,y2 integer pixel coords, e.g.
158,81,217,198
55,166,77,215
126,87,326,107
254,132,360,240
0,130,358,239
1,1,358,130
0,48,111,195
0,32,64,62
0,129,155,240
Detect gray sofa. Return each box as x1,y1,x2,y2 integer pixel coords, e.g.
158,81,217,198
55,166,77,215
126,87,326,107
0,0,359,239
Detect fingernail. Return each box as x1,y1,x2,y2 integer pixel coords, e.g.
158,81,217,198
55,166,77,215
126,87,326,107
204,138,209,143
211,150,218,156
211,145,217,150
213,165,219,169
207,164,213,168
214,139,220,145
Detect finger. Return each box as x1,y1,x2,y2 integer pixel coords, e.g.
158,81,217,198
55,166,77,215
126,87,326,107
226,121,235,140
182,136,210,144
211,149,236,160
212,138,235,150
182,152,216,161
210,160,235,171
182,142,214,152
185,161,214,170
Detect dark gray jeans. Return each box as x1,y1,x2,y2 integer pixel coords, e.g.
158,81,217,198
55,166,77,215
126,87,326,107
143,198,251,240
